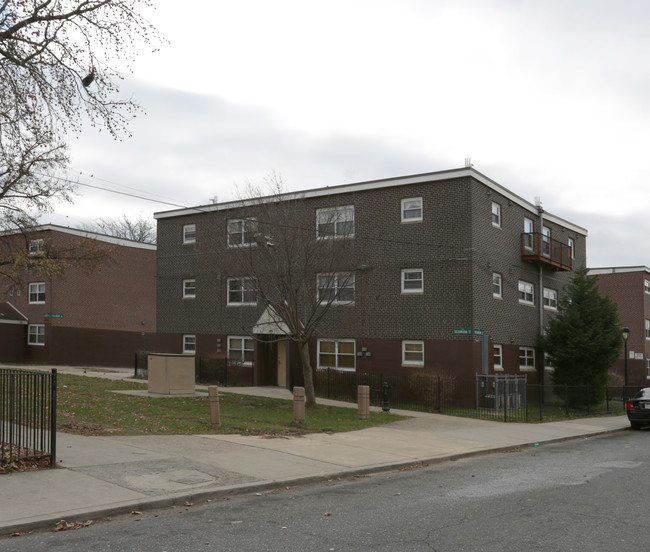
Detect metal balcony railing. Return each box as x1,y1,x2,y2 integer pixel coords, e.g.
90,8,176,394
521,232,572,271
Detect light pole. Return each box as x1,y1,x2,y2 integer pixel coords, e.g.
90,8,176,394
622,326,630,401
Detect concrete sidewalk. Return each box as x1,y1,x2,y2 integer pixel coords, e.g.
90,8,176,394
0,366,631,536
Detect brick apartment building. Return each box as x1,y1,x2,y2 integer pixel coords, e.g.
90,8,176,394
154,167,587,388
0,225,157,366
588,266,650,387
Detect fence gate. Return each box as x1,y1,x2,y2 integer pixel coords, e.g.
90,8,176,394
476,374,527,415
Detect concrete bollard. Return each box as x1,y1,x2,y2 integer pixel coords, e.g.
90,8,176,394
293,386,305,423
358,385,370,420
208,385,221,426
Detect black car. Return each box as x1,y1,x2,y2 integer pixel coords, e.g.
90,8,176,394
626,388,650,429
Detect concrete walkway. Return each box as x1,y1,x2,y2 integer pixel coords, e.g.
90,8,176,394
0,366,631,536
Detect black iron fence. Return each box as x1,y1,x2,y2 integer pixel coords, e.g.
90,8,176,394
0,368,57,470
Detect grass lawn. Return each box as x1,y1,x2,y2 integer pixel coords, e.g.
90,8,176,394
56,373,406,436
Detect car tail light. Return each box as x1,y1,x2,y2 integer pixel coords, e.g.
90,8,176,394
626,400,635,410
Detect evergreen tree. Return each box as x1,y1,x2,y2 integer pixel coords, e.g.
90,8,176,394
540,266,622,404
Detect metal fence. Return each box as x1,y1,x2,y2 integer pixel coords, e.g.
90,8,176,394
0,368,57,469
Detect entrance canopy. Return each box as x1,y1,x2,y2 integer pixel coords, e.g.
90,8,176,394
253,306,291,336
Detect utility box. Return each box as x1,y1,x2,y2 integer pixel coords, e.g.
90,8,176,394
147,353,195,395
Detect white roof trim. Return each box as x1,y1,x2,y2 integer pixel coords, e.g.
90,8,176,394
0,302,28,324
253,306,291,336
588,266,650,276
154,167,587,236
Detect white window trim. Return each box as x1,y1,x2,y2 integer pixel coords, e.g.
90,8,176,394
28,324,45,346
543,287,558,311
646,358,650,379
28,282,45,305
227,336,255,366
183,279,196,299
523,218,534,250
544,353,555,372
29,239,45,256
491,202,501,228
493,344,503,371
519,347,536,371
402,340,424,367
492,273,502,299
227,218,258,248
317,339,356,371
401,197,423,223
317,272,355,305
183,334,196,354
183,224,196,244
316,205,355,239
645,279,650,294
227,277,258,306
518,280,535,306
542,226,551,257
568,238,575,260
645,320,650,340
401,268,424,294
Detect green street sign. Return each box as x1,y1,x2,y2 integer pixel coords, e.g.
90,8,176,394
453,328,472,335
44,313,64,319
473,329,484,335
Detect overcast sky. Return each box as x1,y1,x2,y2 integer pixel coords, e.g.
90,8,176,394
48,0,650,268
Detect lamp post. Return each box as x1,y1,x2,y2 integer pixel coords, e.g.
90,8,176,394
622,326,630,401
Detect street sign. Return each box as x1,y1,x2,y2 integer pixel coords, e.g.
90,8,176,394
453,328,484,335
44,313,64,319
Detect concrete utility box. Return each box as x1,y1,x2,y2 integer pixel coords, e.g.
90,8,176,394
147,354,195,395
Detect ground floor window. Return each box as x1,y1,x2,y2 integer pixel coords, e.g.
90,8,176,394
228,336,254,366
402,340,424,366
493,344,503,370
519,347,535,370
183,334,196,354
28,324,45,346
318,339,356,371
646,358,650,379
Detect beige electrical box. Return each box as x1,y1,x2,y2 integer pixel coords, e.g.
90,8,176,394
147,354,195,395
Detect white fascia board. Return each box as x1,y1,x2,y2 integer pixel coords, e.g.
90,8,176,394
154,167,588,236
588,266,650,276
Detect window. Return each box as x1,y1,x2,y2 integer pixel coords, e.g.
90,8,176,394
491,202,501,228
228,336,254,365
28,324,45,346
645,279,650,294
544,353,555,371
318,339,356,371
519,347,535,370
646,320,650,339
543,288,558,310
28,282,45,304
183,335,196,354
183,224,196,244
402,269,423,293
317,272,355,304
183,279,196,299
227,277,257,305
316,206,354,239
493,344,503,371
568,238,575,260
227,218,258,247
401,198,422,222
29,239,45,256
518,280,534,305
403,341,424,366
523,218,534,250
492,273,502,298
542,226,551,257
646,358,650,379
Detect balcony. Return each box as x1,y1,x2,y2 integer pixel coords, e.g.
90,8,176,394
521,233,572,271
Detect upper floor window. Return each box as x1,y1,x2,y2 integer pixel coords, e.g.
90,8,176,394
493,344,503,370
519,347,535,370
29,282,45,304
518,280,534,305
523,218,534,250
183,279,196,299
543,287,558,310
28,324,45,346
646,358,650,379
646,319,650,339
183,224,196,244
317,272,355,304
645,279,650,294
491,202,501,228
228,218,258,247
402,340,424,366
316,205,354,239
228,336,254,366
183,334,196,354
492,273,502,298
568,237,575,260
542,226,551,257
401,198,422,223
29,239,45,256
402,269,423,294
318,339,356,371
227,277,257,306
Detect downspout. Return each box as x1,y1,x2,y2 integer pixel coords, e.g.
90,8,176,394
536,197,544,385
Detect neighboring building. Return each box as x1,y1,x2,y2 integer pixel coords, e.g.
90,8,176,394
0,225,157,367
588,266,650,387
155,167,587,388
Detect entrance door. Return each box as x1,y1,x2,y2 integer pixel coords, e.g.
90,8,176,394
277,340,287,387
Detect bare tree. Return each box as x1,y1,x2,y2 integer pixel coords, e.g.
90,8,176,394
0,0,159,232
231,175,360,407
80,214,156,244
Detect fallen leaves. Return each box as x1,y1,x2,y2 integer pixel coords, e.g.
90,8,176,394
54,519,93,531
